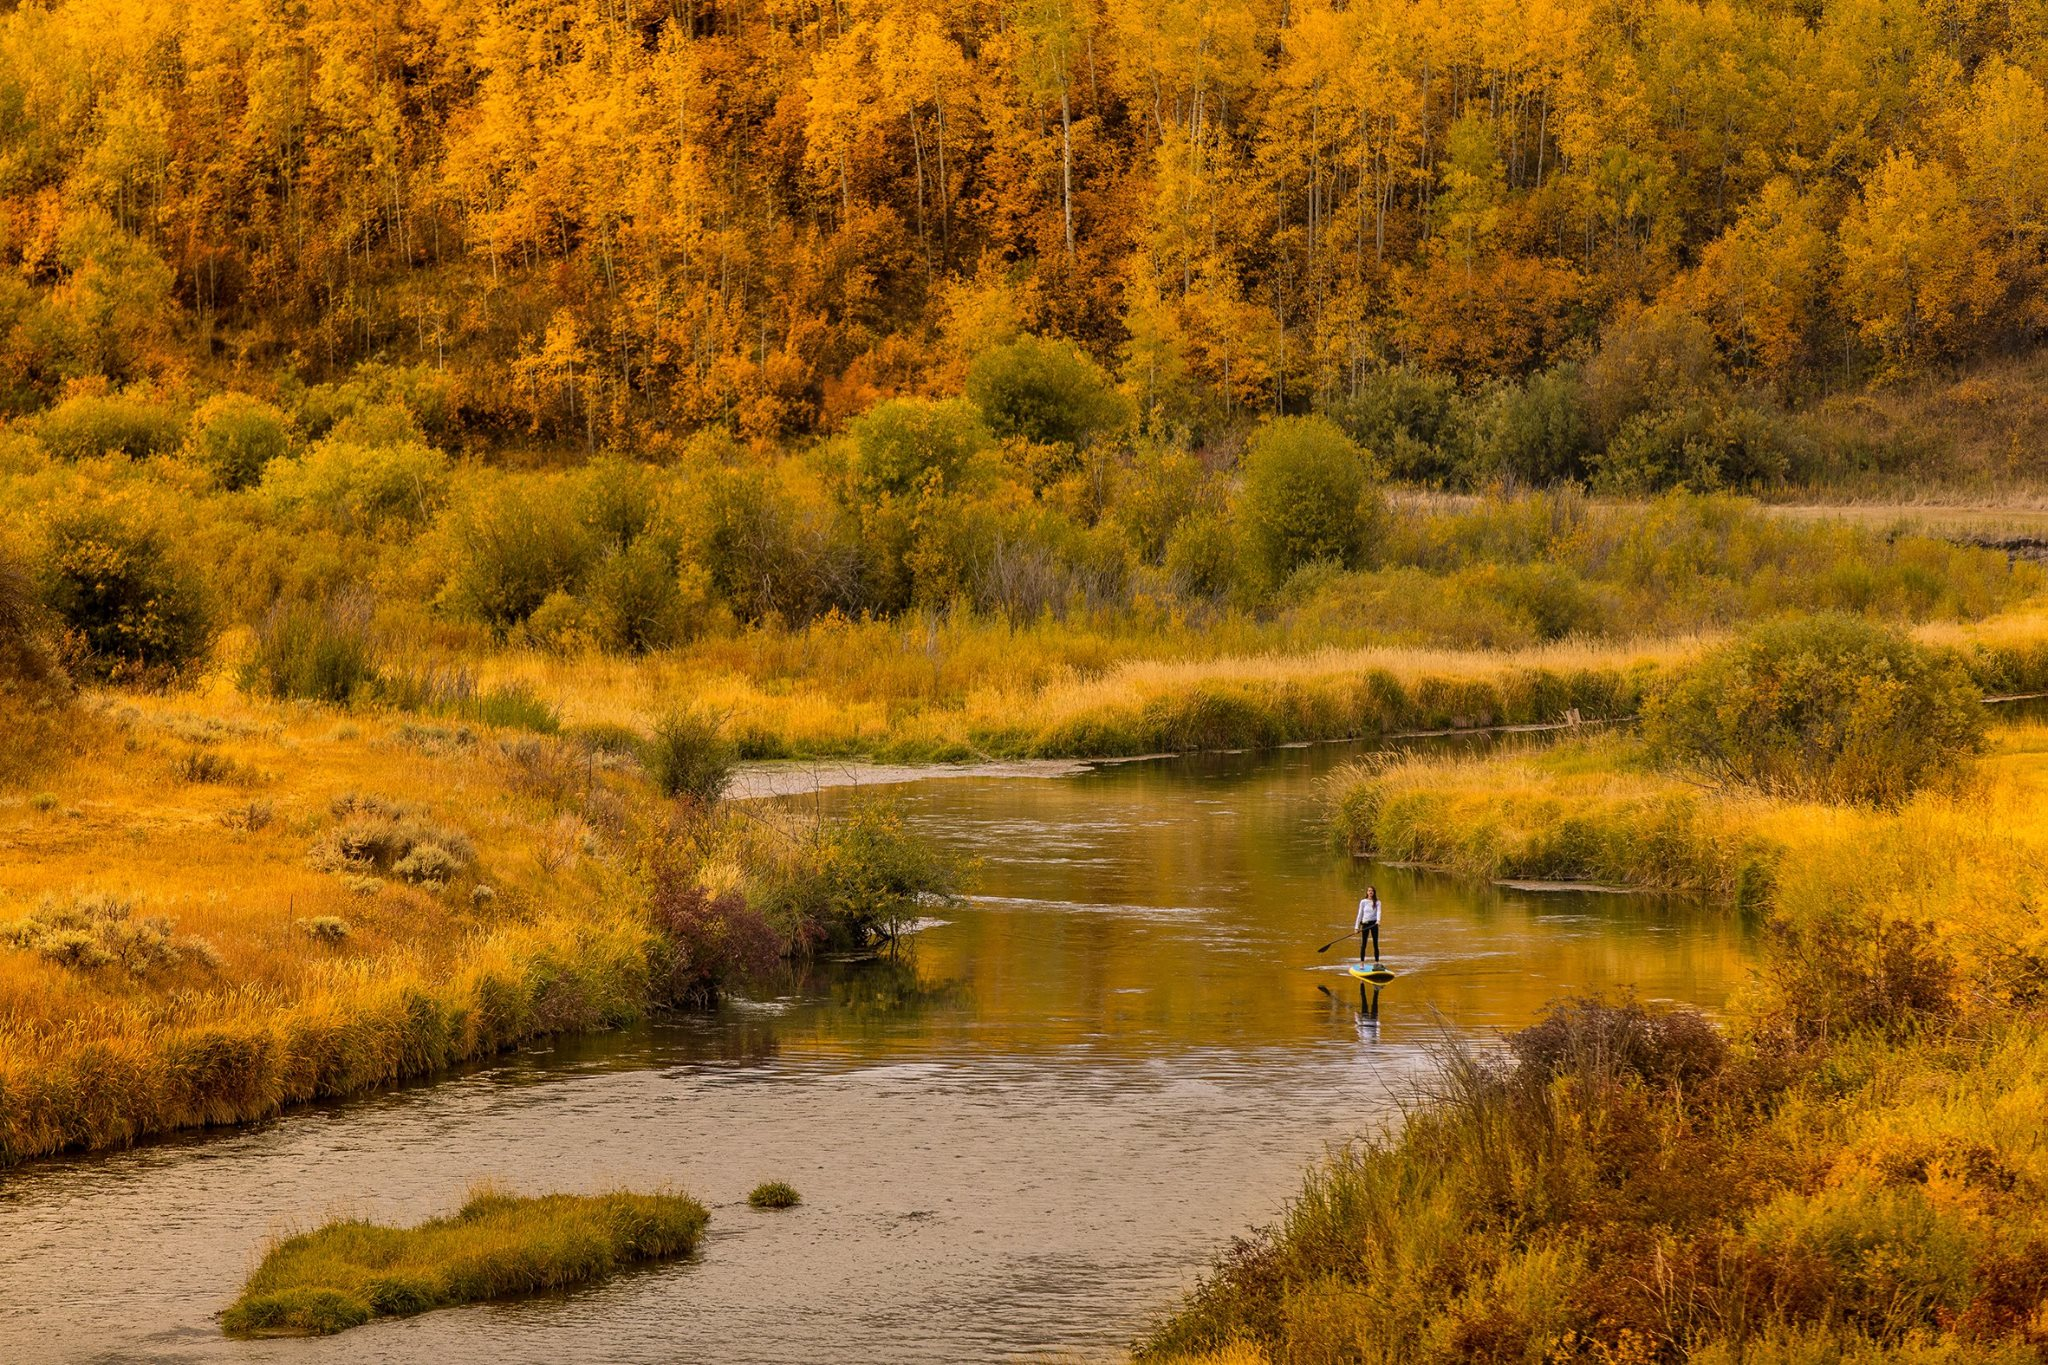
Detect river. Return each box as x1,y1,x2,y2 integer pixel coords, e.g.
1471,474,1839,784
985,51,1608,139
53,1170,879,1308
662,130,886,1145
0,741,1752,1363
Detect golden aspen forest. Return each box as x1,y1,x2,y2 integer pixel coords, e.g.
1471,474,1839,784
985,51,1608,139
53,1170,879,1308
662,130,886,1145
13,0,2048,1360
2,0,2047,453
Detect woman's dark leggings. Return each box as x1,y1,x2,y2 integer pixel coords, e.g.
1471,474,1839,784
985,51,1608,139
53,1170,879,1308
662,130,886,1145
1359,923,1379,961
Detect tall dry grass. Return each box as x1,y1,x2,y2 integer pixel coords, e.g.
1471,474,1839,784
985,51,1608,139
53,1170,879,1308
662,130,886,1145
442,606,2048,764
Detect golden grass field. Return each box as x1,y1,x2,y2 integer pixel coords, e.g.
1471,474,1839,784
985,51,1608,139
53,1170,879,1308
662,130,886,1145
0,685,661,1162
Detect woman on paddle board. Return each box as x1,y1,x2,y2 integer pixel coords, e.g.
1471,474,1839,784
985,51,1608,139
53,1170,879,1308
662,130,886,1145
1356,886,1381,964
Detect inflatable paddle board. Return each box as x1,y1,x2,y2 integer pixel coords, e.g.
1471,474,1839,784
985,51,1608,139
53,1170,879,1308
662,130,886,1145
1348,964,1396,983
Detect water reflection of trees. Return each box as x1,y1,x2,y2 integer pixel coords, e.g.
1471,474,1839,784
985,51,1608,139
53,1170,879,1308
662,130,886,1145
826,952,968,1022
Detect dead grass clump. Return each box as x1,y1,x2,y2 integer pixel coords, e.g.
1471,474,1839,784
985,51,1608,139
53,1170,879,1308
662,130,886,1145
309,795,475,884
219,799,275,832
173,749,261,786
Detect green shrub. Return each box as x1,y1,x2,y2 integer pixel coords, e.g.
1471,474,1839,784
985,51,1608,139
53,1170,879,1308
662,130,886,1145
36,390,182,461
684,463,840,623
1109,442,1205,564
642,709,736,805
1237,416,1382,587
1163,510,1240,600
1482,365,1593,486
222,1188,708,1338
1330,365,1477,483
576,457,662,550
242,596,378,704
446,481,595,630
0,536,67,744
747,1181,802,1209
39,506,215,683
761,798,965,948
1594,399,1796,493
847,398,989,498
1644,612,1985,806
966,334,1129,449
297,363,449,443
262,438,449,532
584,539,694,653
188,392,293,489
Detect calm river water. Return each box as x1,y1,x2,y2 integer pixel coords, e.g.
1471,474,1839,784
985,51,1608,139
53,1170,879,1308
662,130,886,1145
0,742,1752,1363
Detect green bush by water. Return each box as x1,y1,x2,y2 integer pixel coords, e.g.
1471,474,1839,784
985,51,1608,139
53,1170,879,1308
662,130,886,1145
222,1187,707,1337
747,1181,801,1209
1645,612,1986,806
643,708,736,805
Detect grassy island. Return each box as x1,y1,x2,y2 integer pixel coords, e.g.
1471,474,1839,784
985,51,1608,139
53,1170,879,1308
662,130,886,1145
223,1187,707,1337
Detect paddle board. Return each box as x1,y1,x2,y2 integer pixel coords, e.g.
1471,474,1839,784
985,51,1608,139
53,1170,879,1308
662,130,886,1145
1347,964,1395,982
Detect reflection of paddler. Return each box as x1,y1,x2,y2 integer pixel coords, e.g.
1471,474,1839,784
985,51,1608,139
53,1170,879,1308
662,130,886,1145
1355,984,1382,1041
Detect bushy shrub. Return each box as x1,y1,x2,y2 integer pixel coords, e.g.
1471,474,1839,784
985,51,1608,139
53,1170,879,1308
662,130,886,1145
296,916,351,943
847,398,989,498
39,506,215,683
1,892,217,976
1510,994,1726,1088
642,836,781,1006
36,390,182,461
583,540,697,653
297,363,451,444
0,537,67,728
1163,510,1240,600
575,458,662,550
1594,399,1795,493
444,481,594,630
966,334,1129,448
1109,442,1205,564
188,393,293,489
1330,366,1476,483
242,596,378,703
262,438,449,532
763,799,965,948
1483,561,1607,641
1482,365,1594,486
684,464,823,623
309,795,475,879
643,709,736,805
1237,416,1382,586
1581,303,1722,442
1644,613,1985,806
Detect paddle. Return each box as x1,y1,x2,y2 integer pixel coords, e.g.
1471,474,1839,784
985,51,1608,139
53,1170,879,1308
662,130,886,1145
1317,928,1360,954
